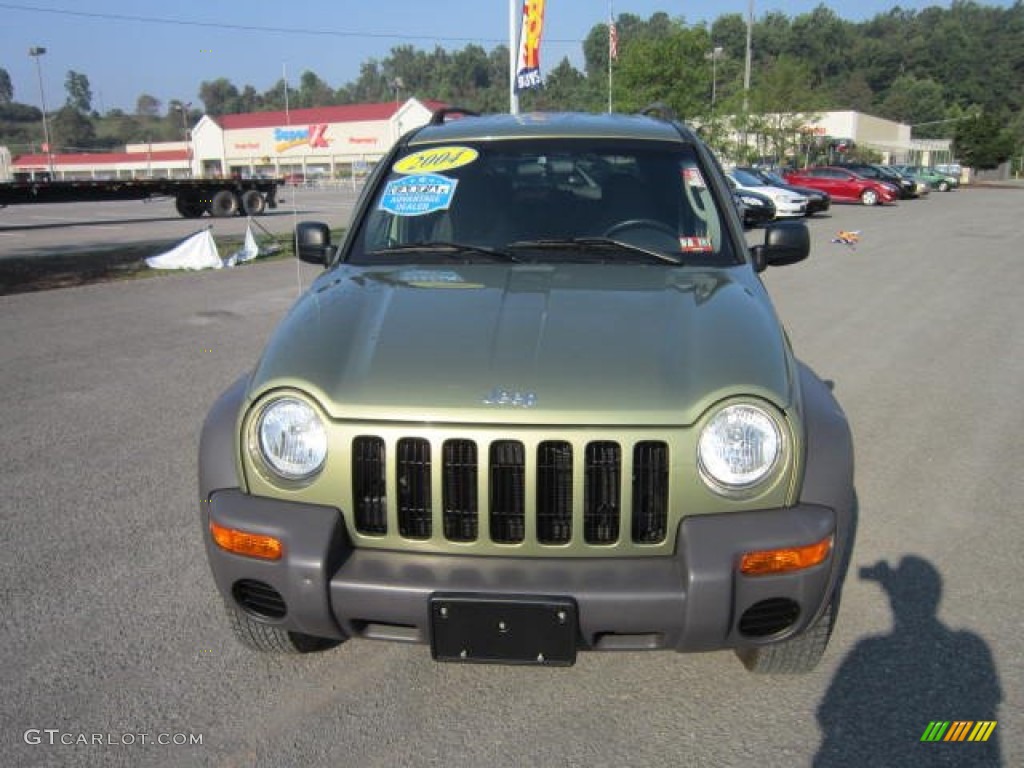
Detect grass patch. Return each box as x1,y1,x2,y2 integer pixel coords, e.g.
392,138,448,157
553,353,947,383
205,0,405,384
0,228,345,296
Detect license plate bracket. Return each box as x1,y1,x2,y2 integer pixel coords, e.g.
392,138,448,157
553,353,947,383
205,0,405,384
430,594,577,666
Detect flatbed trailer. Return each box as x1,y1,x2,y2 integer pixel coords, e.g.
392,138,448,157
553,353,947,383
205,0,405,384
0,177,281,218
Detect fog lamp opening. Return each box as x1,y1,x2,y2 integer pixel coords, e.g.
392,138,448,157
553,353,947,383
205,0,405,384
739,536,833,575
210,521,283,561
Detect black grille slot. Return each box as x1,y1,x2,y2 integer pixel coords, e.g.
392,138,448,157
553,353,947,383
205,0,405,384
232,579,286,619
537,441,573,544
584,442,621,544
632,441,669,544
443,439,478,541
397,438,431,539
738,598,801,638
489,440,525,544
352,436,387,534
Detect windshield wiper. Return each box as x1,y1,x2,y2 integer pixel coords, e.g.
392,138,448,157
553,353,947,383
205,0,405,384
366,241,521,262
507,237,683,265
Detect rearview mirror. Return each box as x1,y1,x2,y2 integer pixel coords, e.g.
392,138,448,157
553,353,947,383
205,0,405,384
294,221,332,267
751,220,810,272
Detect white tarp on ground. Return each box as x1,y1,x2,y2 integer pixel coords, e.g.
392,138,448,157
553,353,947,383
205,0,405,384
145,228,222,270
226,222,259,266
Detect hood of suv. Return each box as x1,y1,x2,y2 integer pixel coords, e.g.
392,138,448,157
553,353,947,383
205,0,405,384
248,263,794,426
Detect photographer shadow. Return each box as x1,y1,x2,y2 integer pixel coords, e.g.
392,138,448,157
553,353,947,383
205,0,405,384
815,555,1002,767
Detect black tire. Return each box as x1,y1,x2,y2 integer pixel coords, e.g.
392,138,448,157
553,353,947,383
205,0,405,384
736,598,836,674
226,605,340,654
175,194,206,218
860,188,879,206
241,189,266,216
938,180,950,192
209,189,240,218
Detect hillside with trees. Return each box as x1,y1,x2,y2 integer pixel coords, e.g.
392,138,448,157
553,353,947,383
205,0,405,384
1,1,1021,168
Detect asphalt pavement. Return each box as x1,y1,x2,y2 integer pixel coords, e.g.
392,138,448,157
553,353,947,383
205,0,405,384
1,187,1021,767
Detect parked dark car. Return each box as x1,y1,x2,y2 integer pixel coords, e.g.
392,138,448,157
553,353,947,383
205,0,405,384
784,166,898,206
738,167,831,216
730,184,777,228
837,163,917,199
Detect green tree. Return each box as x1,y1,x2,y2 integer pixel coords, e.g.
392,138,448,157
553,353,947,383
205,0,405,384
0,67,13,105
64,70,92,114
954,111,1017,169
135,93,161,117
297,70,334,108
51,105,95,150
198,78,240,115
878,75,945,125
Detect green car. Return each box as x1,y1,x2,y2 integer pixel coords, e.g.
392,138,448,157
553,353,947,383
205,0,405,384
199,109,855,673
891,164,959,192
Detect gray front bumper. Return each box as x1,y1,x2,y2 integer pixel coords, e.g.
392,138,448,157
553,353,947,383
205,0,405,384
202,490,841,653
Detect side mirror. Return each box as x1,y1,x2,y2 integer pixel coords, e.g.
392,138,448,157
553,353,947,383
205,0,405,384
751,220,810,272
294,221,332,267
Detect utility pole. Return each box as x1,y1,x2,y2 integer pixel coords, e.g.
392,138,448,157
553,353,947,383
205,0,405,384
28,47,54,179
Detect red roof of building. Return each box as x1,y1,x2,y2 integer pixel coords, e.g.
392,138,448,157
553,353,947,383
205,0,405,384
13,149,188,167
213,100,447,130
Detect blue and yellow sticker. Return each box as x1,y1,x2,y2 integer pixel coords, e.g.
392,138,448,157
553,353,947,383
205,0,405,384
378,173,457,216
394,146,479,175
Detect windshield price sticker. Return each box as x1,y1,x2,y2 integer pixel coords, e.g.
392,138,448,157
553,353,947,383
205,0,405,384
393,146,479,175
378,174,458,216
679,236,713,253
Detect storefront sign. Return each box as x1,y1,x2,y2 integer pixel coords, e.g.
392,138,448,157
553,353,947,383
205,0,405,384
274,124,332,153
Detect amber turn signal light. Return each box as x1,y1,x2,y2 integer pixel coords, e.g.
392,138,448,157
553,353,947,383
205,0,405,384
210,521,283,561
740,536,833,575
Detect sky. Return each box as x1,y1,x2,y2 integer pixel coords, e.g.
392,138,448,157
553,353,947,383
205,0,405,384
0,0,994,115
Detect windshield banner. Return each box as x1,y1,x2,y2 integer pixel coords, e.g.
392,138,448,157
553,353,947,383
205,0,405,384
515,0,547,92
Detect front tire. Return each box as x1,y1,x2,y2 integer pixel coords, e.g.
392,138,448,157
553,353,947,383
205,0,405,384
735,598,836,674
860,188,879,206
226,605,340,654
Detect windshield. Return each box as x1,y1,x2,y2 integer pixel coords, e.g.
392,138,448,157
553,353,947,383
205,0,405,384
349,138,737,267
729,168,764,187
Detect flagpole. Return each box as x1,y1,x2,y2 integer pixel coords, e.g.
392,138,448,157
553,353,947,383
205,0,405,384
607,3,613,113
509,0,519,114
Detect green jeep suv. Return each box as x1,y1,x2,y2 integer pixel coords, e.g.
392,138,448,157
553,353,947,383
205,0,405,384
199,108,855,673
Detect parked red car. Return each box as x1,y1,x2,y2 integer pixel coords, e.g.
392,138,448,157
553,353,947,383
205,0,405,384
783,166,897,206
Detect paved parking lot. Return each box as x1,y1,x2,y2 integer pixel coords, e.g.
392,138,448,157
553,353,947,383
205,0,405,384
1,187,1021,767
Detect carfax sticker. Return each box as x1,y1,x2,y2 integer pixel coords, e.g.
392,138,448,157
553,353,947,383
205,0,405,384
393,146,479,174
378,173,458,216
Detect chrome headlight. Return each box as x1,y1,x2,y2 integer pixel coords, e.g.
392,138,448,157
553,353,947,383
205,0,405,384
256,397,327,481
698,403,782,491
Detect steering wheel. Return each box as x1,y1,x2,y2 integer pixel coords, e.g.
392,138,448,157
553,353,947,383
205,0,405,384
603,219,678,239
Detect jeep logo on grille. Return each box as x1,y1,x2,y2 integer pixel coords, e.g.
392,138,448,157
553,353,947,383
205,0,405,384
483,388,537,407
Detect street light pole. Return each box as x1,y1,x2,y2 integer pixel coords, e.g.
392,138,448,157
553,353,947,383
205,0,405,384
710,46,723,116
176,103,192,177
28,46,54,179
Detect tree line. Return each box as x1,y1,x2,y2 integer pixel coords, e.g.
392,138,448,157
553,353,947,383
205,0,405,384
1,2,1021,168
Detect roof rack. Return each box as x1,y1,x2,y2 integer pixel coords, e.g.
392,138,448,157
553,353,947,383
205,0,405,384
428,107,481,125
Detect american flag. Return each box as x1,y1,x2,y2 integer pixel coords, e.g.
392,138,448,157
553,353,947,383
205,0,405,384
609,22,618,61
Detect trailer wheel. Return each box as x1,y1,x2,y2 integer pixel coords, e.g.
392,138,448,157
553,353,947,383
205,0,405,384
175,194,206,218
241,189,266,216
209,189,240,218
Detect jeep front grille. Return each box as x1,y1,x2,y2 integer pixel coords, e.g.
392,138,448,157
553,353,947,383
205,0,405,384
350,436,670,550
